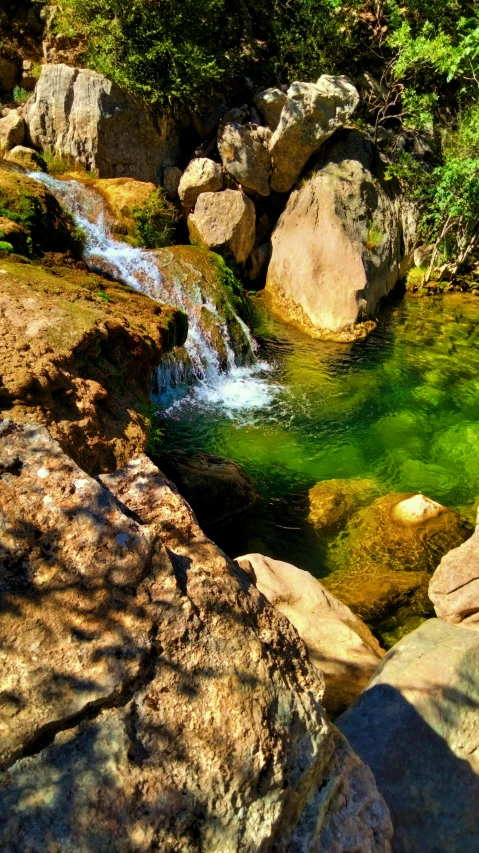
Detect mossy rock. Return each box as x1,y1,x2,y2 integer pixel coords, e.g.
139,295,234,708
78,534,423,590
308,477,382,532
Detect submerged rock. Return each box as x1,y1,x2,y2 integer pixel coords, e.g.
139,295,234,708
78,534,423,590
266,131,416,340
0,424,393,852
337,618,479,853
188,188,256,264
178,157,223,210
236,553,385,718
308,477,381,531
429,507,479,628
152,450,259,526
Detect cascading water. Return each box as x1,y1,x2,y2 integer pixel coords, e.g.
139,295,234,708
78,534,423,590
29,172,276,413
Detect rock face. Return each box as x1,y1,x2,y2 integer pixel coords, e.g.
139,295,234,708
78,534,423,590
218,120,271,196
24,64,179,182
0,257,186,474
266,131,416,340
0,423,393,852
337,619,479,853
188,189,256,263
151,450,259,526
269,76,359,193
254,87,288,130
0,110,25,155
429,508,479,628
178,157,223,209
4,144,47,171
236,553,385,718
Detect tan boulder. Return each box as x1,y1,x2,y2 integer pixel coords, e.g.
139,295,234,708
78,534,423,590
91,176,156,234
266,130,416,340
0,425,393,852
429,507,479,628
254,87,287,130
4,145,47,171
217,120,271,195
269,76,359,193
236,553,385,718
23,63,178,182
178,157,223,209
309,477,381,531
0,110,25,155
188,188,256,263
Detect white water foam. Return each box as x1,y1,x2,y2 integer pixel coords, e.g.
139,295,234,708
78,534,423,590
29,172,278,413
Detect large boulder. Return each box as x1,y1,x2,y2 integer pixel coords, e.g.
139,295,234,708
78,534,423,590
236,553,385,718
0,110,25,155
338,619,479,853
429,507,479,628
188,188,256,263
266,131,416,340
178,157,223,209
269,76,359,193
218,119,271,196
24,63,179,182
0,423,393,852
254,87,288,130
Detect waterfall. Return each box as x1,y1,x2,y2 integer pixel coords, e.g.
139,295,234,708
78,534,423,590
30,173,275,412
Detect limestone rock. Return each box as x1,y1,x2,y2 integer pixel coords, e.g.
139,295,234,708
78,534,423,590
0,56,19,93
269,76,359,193
338,618,479,853
163,164,182,198
236,553,385,718
309,478,381,531
392,493,446,525
266,131,416,339
429,507,479,628
254,87,287,130
24,63,178,182
0,110,25,155
0,426,393,852
178,157,223,209
218,120,271,195
188,188,256,263
4,145,47,172
151,450,258,526
91,176,156,235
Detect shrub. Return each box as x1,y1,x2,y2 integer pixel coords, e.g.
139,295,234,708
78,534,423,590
0,241,13,252
132,189,178,249
12,86,30,105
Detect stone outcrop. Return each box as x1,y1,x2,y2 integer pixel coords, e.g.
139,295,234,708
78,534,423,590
254,87,287,130
266,131,416,340
0,110,25,155
236,553,385,718
429,507,479,628
4,144,46,171
218,119,271,196
309,478,381,531
269,76,359,193
151,450,258,527
178,157,223,209
188,188,256,263
0,423,393,852
24,64,179,182
0,257,186,474
337,618,479,853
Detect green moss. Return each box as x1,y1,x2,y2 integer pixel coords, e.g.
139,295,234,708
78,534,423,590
0,241,13,252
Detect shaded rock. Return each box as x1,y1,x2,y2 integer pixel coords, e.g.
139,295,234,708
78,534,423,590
254,87,287,130
323,492,468,625
337,618,479,853
0,257,186,474
163,164,182,198
247,241,271,281
266,131,416,339
178,157,223,209
429,507,479,628
269,76,359,193
218,120,271,196
0,110,25,155
0,56,19,93
151,450,258,526
4,144,47,171
236,553,385,718
24,63,178,182
0,427,393,852
188,188,256,264
309,477,381,531
0,216,28,253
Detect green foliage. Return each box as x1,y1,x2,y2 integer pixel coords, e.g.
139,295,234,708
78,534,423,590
132,189,178,249
0,241,13,252
42,151,76,175
12,86,30,104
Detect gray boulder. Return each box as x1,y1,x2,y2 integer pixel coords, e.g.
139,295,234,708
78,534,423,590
178,157,223,209
218,120,271,196
254,87,287,130
188,188,256,263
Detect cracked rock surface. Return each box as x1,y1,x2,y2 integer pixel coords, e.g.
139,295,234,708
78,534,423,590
0,420,393,852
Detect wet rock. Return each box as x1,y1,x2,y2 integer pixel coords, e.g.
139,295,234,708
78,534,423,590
236,553,385,718
266,131,416,339
0,429,393,852
188,188,256,264
152,450,258,526
218,120,271,196
429,507,479,628
308,478,381,531
163,164,182,198
4,145,47,172
0,110,25,155
269,76,359,193
24,63,179,182
254,87,287,130
337,618,479,853
178,157,223,209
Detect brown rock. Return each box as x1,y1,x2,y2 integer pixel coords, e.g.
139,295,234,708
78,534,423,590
308,477,381,531
0,56,19,93
429,508,479,628
163,164,182,198
178,157,223,209
4,145,47,172
218,120,271,196
0,110,25,155
188,189,256,263
236,553,385,718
